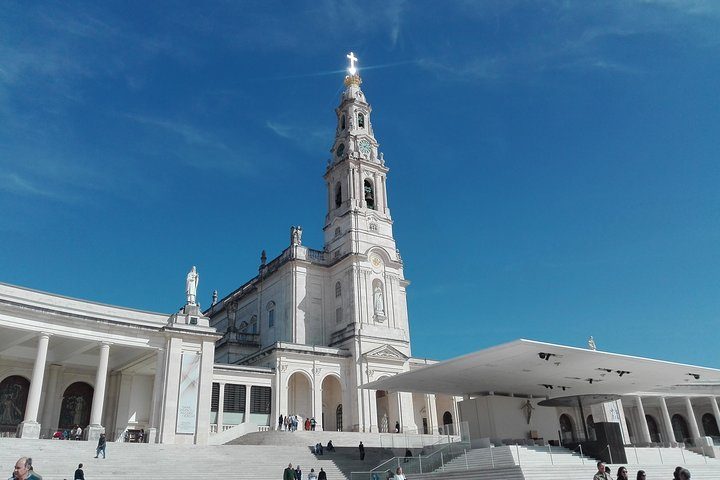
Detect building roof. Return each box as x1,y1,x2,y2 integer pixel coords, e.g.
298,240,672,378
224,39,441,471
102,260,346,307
361,339,720,398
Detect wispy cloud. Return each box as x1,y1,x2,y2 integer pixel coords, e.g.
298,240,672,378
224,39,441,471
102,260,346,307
125,114,230,151
418,1,719,82
266,121,332,155
0,173,54,198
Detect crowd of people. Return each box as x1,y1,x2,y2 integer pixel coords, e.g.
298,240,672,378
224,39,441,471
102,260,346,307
50,426,83,441
278,414,319,431
283,464,327,480
593,461,692,480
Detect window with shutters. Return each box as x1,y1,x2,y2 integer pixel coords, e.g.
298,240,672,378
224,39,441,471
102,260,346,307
211,382,220,412
250,386,272,414
223,384,246,413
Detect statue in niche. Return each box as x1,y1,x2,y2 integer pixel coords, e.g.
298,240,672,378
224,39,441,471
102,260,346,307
186,266,199,305
290,226,303,246
373,285,385,316
72,396,86,426
0,393,22,425
380,413,389,433
521,399,535,425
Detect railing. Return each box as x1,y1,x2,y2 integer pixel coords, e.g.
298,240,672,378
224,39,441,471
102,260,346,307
350,422,470,480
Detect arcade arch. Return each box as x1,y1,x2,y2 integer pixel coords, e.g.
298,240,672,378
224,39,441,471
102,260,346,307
287,372,312,422
321,375,342,431
559,413,576,443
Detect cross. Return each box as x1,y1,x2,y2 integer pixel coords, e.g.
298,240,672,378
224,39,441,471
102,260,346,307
347,52,358,75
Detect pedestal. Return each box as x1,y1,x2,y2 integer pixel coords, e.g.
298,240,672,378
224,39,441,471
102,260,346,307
17,421,41,439
146,427,157,443
87,425,106,442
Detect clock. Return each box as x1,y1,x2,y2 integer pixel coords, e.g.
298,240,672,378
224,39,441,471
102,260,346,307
369,253,384,272
358,139,371,157
336,143,345,157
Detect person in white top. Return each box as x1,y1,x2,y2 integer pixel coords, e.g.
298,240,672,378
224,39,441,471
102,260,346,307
394,467,406,480
308,468,318,480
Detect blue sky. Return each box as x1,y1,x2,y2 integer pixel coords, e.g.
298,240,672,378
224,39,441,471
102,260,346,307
1,1,718,366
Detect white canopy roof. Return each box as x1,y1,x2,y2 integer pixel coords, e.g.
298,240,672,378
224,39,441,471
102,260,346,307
362,339,720,398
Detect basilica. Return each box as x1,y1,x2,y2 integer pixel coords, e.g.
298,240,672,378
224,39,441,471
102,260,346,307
2,57,718,458
0,55,460,445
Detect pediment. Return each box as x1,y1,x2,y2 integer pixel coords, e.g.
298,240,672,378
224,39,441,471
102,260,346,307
364,344,408,363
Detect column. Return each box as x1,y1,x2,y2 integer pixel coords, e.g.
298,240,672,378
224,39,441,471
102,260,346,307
39,364,62,435
635,396,652,444
147,348,165,443
710,397,720,435
312,381,323,431
398,391,418,432
87,342,110,440
684,397,702,440
18,332,50,438
425,394,439,434
243,384,251,425
452,397,461,436
659,397,675,445
217,383,225,429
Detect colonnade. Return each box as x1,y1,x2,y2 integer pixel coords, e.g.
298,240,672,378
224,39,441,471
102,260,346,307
17,333,112,440
630,395,720,445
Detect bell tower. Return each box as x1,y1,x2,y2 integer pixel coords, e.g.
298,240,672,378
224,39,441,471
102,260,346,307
323,53,398,261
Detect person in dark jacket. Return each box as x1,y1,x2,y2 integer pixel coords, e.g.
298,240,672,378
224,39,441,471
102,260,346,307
317,468,327,480
359,441,365,460
94,433,106,458
294,465,302,480
283,463,295,480
73,464,84,480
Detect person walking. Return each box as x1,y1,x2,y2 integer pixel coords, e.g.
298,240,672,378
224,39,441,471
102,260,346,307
359,441,365,461
636,471,646,480
317,468,327,480
679,468,691,480
283,463,295,480
279,414,284,431
73,463,84,480
393,467,406,480
308,468,318,480
394,421,400,433
294,465,302,480
94,433,106,458
616,466,628,480
310,417,316,431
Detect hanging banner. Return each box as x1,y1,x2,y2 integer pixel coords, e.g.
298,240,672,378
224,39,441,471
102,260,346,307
176,353,201,434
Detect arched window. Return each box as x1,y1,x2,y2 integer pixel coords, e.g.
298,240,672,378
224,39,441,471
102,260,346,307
358,113,365,128
646,415,661,443
341,115,346,130
364,179,375,210
559,414,576,443
238,321,248,333
266,302,276,328
335,182,342,208
702,413,720,437
335,281,342,298
249,315,258,334
587,414,596,441
0,375,30,429
671,414,690,443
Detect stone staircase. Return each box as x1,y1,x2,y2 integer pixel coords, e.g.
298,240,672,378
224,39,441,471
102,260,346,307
229,429,455,449
0,438,352,480
402,445,720,480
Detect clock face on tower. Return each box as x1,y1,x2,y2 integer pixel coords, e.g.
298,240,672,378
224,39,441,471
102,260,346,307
358,139,371,157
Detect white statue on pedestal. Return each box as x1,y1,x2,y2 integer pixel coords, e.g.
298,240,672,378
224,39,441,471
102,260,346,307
186,266,199,305
588,336,597,351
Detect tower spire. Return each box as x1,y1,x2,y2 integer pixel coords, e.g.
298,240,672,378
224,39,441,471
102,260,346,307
344,51,362,87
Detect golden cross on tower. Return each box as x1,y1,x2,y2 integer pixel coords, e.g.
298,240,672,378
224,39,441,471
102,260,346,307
347,52,358,75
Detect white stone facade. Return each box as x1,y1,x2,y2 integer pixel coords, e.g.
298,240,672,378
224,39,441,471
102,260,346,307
205,71,460,434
